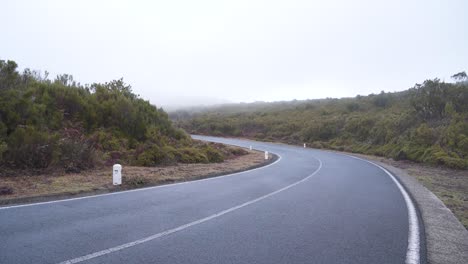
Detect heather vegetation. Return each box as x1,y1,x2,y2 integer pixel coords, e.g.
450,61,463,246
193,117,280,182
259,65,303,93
0,60,235,176
174,74,468,169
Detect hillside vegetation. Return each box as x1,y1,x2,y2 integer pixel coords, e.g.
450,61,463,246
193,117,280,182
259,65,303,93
174,74,468,169
0,60,236,176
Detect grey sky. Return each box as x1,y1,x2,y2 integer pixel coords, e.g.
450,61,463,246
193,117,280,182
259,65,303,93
1,0,467,109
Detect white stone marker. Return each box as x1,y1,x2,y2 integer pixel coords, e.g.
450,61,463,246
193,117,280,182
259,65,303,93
113,164,122,185
265,151,269,160
304,143,306,148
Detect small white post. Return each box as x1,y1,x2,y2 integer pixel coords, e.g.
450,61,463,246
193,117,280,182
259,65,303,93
304,143,306,148
265,151,269,160
113,164,122,185
249,146,252,150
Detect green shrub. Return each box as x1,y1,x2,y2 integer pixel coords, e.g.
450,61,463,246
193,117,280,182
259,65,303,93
438,157,467,169
227,147,248,156
0,141,7,161
309,141,324,149
458,136,468,156
412,124,434,146
58,138,97,173
136,145,176,166
177,147,209,163
405,145,427,161
91,130,126,151
419,145,468,169
5,127,57,169
203,146,224,163
0,60,235,175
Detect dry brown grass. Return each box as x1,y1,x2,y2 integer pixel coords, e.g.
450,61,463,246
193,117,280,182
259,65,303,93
0,150,267,204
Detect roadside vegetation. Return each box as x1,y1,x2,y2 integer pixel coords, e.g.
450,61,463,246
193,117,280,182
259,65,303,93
0,148,264,204
174,73,468,169
0,60,246,180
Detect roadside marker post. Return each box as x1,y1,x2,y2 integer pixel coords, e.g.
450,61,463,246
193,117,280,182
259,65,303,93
265,151,269,160
113,164,122,185
304,143,306,148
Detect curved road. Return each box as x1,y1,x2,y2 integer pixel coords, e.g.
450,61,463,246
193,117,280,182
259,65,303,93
0,136,422,264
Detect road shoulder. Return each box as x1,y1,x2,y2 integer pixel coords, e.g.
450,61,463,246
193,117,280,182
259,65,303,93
368,159,468,264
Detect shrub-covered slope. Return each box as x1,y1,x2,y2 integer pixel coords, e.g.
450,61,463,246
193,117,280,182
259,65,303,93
174,75,468,169
0,60,230,175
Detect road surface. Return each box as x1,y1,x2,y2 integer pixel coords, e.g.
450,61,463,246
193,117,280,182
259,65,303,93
0,136,422,264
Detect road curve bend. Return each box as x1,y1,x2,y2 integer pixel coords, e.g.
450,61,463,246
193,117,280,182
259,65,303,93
0,136,422,264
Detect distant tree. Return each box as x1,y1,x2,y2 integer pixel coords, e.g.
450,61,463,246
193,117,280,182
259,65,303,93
0,60,20,90
346,102,360,112
451,71,467,83
373,91,391,108
55,74,76,87
410,79,448,120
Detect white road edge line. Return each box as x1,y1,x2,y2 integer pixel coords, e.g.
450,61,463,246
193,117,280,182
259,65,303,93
0,151,282,210
345,155,420,264
57,158,323,264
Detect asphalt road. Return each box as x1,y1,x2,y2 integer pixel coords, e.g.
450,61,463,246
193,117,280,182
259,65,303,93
0,136,421,264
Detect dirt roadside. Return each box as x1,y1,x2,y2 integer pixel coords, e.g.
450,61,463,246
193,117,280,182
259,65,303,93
0,150,274,206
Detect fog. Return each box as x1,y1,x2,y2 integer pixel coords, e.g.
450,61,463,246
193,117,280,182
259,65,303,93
1,0,467,109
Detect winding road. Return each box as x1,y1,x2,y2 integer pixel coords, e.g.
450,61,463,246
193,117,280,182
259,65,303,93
0,136,422,264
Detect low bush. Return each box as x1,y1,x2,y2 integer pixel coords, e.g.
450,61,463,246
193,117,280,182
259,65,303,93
0,186,13,195
135,145,176,166
177,147,209,163
4,127,57,169
177,77,468,170
203,146,224,163
0,60,230,176
227,147,248,156
58,137,97,173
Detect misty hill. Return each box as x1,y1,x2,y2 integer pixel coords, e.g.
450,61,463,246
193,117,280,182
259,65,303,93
0,60,232,175
160,96,232,112
174,74,468,169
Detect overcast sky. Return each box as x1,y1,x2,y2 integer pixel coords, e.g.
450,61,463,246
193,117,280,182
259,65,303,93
1,0,467,109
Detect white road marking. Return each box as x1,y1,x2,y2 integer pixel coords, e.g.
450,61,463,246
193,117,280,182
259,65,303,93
4,137,420,263
57,159,323,264
0,151,281,211
345,155,420,264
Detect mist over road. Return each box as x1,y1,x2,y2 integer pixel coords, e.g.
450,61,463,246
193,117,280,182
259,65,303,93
0,136,420,264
